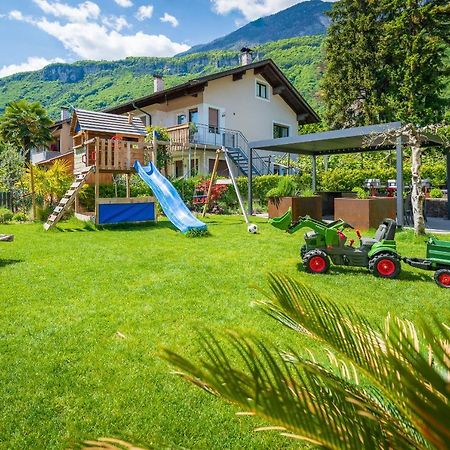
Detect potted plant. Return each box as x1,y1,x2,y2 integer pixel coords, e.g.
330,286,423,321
334,187,396,230
267,177,322,221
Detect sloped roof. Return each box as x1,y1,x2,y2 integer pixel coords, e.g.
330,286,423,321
104,59,320,125
71,109,147,136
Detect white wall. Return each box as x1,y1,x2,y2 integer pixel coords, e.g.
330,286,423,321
203,72,298,141
131,72,299,141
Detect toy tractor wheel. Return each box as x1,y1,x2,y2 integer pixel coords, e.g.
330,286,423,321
434,269,450,288
300,244,307,259
369,253,401,279
303,250,330,274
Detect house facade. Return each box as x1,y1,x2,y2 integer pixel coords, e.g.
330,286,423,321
35,53,320,179
105,54,319,178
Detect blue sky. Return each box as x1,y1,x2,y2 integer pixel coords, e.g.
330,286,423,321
0,0,335,78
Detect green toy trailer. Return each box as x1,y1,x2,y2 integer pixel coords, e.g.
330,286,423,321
270,210,401,278
404,237,450,288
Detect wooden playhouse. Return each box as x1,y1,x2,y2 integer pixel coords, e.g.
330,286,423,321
44,109,157,229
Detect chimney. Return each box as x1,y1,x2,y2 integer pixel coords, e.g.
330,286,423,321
127,112,133,124
153,74,164,92
61,107,71,121
240,47,253,66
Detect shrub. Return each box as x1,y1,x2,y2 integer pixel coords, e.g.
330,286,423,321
12,212,28,222
36,205,54,222
0,208,13,223
266,176,297,198
352,187,369,199
429,188,443,199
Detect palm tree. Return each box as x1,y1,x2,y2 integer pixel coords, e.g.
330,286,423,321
0,100,53,219
162,274,450,449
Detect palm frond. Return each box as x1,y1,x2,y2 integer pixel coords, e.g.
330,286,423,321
162,274,450,450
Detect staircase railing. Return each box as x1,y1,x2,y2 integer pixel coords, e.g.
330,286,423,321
187,123,270,175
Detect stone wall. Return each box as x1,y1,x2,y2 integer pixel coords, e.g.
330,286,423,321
425,198,448,218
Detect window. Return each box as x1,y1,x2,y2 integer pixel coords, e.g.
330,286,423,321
208,108,219,133
177,113,187,125
273,123,289,139
139,114,151,127
175,160,184,177
256,81,269,100
189,108,198,124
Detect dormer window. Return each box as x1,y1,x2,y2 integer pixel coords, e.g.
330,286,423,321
256,81,269,100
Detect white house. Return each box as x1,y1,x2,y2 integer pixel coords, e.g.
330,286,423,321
105,51,320,178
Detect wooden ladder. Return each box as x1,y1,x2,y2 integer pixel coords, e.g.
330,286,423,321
44,166,94,230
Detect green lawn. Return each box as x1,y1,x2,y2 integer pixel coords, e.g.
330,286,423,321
0,216,449,449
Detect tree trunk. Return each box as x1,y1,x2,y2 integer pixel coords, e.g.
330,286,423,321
410,140,425,235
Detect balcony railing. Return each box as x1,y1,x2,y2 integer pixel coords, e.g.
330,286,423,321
166,123,270,175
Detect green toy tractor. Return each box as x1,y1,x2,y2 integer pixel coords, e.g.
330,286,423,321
270,210,401,278
404,236,450,288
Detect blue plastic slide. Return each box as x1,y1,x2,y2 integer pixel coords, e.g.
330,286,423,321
134,161,207,233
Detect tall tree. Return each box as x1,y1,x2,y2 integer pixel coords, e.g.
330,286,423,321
321,0,386,128
0,100,53,219
322,0,449,128
380,0,450,126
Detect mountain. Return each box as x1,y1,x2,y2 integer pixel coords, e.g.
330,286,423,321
180,0,332,55
0,35,325,120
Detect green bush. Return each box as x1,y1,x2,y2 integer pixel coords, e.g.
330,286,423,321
12,212,28,222
429,188,443,199
0,208,13,223
320,167,397,192
352,187,369,199
266,176,297,198
36,205,54,222
422,163,446,187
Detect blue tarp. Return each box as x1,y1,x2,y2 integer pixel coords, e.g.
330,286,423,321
134,161,207,234
98,202,155,224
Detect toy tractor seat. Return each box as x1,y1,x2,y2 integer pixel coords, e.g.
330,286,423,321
360,219,396,246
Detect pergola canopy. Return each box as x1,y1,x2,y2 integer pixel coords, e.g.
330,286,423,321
249,122,443,156
246,122,449,223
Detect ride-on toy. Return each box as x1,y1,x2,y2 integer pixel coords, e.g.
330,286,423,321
404,237,450,288
270,210,401,278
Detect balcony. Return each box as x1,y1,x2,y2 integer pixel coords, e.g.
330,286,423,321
166,123,245,150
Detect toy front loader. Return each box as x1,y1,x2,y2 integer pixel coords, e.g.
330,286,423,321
269,211,401,278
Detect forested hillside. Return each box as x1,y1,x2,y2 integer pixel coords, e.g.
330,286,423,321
0,35,325,120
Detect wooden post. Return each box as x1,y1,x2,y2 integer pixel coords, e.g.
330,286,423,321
94,138,100,225
152,130,158,167
126,173,130,198
202,149,221,217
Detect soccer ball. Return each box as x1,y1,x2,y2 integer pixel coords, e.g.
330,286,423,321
247,223,258,234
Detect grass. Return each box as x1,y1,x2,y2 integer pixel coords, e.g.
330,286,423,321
0,215,449,449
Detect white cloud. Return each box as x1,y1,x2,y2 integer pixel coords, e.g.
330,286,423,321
12,15,189,59
0,56,65,78
8,6,190,59
114,0,133,7
32,0,100,23
8,10,26,21
102,15,130,31
211,0,337,21
160,12,179,27
136,5,154,21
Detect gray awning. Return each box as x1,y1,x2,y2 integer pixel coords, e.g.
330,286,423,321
250,122,444,155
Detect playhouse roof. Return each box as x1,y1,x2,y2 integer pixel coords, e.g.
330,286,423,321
70,109,147,136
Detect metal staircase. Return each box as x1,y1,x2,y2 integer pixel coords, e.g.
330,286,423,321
227,147,262,177
44,166,94,230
